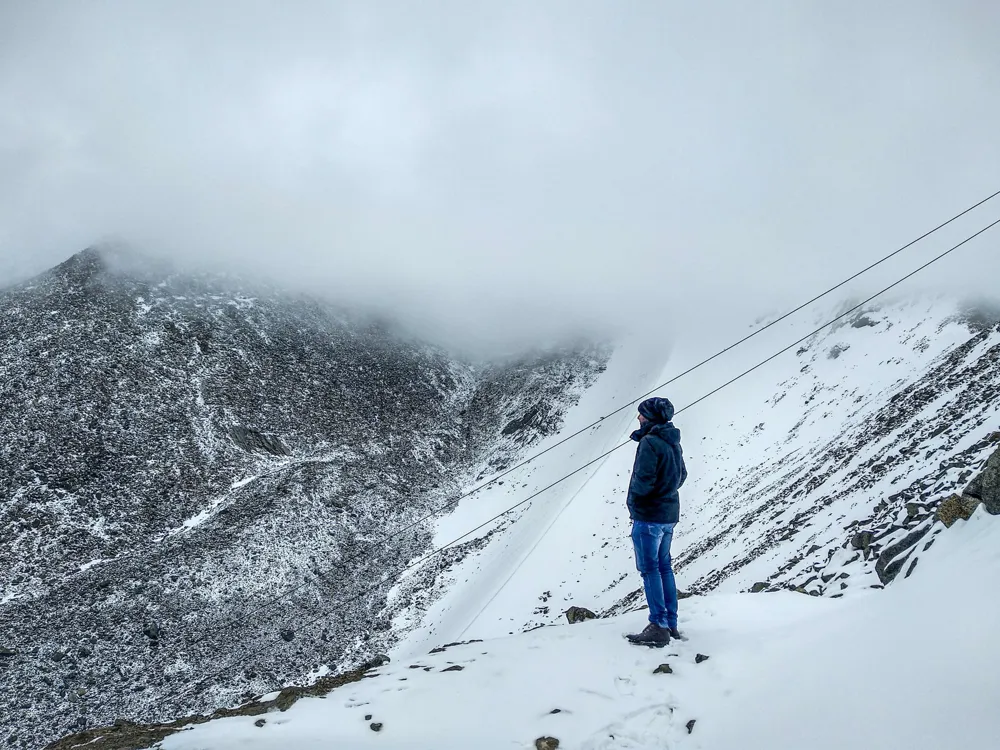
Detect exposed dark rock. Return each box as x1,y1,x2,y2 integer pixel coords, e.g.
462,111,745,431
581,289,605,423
364,714,372,721
686,719,697,734
370,722,383,732
851,531,874,552
875,525,932,584
502,403,549,436
361,654,390,670
935,494,982,528
254,719,266,728
695,654,710,664
229,427,290,457
428,640,482,655
750,582,768,593
653,664,673,674
963,446,1000,514
279,629,295,643
535,738,560,750
565,606,598,624
441,665,464,672
0,647,16,657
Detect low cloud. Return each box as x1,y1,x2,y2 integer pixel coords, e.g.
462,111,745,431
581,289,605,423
2,1,999,351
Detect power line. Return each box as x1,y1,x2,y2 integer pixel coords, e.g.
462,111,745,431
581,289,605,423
177,187,1000,642
165,209,1000,707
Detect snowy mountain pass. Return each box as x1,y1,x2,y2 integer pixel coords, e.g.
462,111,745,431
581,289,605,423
161,509,1000,750
389,296,1000,657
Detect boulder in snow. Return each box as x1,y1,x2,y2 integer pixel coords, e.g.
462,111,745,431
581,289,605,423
935,494,982,528
565,606,597,624
850,531,874,553
963,446,1000,515
535,738,560,750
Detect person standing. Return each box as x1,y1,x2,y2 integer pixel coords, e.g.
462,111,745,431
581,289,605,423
625,397,687,647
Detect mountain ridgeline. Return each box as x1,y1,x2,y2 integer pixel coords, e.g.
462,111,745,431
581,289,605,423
0,248,611,748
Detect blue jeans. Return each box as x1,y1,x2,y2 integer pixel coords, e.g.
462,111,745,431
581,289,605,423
631,520,678,629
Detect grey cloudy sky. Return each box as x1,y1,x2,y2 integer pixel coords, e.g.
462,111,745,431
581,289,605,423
1,1,999,349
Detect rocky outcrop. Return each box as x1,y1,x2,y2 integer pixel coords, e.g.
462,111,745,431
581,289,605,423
565,606,598,624
935,494,983,528
963,444,1000,515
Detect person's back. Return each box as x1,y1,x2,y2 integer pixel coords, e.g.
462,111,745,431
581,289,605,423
624,397,687,647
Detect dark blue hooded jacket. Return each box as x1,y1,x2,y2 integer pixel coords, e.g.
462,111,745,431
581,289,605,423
627,398,687,524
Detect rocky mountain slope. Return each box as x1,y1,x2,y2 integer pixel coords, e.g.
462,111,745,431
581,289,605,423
0,248,610,749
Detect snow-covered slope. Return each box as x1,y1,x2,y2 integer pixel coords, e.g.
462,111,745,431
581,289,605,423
384,297,1000,650
159,508,1000,750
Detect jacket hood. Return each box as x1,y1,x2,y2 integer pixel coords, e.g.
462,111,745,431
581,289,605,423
630,421,681,444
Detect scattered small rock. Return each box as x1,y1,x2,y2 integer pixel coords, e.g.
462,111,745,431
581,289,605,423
365,714,372,721
361,654,390,670
370,722,383,732
686,719,697,734
535,737,560,750
142,623,161,641
565,606,597,624
254,719,266,728
549,708,562,714
441,665,465,672
653,664,673,675
695,654,710,664
279,629,295,643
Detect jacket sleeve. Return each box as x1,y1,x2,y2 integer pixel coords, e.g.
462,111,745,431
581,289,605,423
628,437,662,503
677,446,688,489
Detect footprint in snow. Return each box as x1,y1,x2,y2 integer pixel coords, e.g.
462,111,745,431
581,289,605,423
579,704,682,750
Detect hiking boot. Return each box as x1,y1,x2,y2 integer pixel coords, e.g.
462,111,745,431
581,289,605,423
668,627,684,641
626,623,670,647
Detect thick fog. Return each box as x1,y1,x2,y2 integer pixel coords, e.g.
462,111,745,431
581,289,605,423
2,1,999,351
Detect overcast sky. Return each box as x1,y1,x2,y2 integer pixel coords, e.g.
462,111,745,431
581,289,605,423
1,1,999,350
